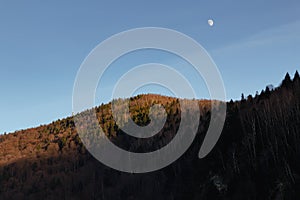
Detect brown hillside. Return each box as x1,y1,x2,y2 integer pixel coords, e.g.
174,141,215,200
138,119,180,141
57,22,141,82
0,72,300,199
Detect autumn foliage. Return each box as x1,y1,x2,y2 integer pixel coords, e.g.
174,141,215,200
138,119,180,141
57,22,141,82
0,72,300,199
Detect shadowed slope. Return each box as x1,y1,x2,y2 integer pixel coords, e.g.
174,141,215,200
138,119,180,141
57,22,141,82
0,72,300,199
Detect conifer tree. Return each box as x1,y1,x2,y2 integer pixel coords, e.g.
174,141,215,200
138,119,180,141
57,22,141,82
281,72,292,87
293,70,300,81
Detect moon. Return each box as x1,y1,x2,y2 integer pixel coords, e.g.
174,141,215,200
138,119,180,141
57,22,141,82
208,19,214,27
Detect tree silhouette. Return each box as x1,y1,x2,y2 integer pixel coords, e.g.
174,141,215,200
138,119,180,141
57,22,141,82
265,86,271,97
281,72,292,88
294,70,300,82
241,93,245,101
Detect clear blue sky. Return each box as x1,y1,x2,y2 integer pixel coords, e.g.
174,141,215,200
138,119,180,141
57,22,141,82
1,0,300,133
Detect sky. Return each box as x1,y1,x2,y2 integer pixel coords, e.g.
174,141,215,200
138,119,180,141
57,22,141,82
1,0,300,133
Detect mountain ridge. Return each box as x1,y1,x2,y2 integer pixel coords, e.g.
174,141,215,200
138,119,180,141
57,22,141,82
0,71,300,199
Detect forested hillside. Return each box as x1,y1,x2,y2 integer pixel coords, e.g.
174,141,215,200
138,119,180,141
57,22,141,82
0,72,300,200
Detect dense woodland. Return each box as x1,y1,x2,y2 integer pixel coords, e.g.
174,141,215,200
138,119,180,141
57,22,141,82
0,72,300,199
